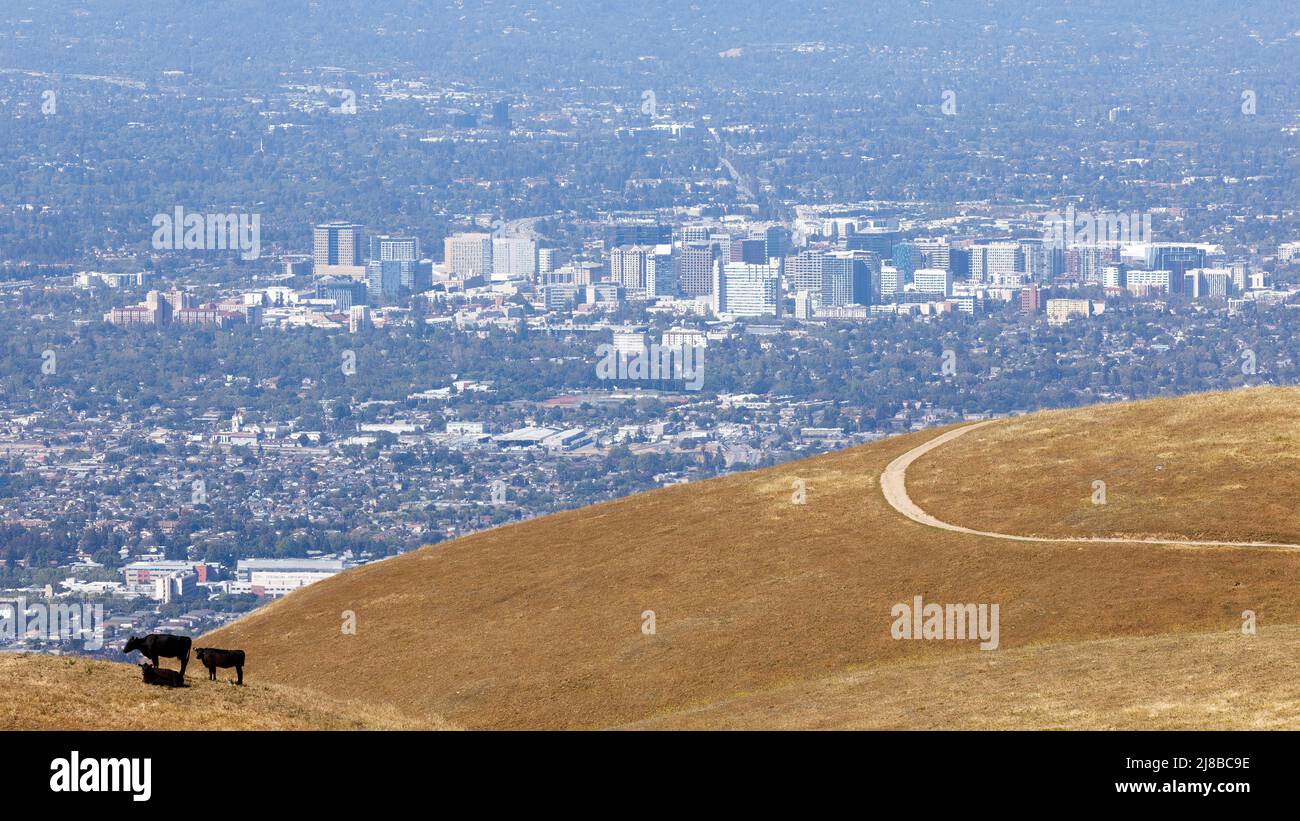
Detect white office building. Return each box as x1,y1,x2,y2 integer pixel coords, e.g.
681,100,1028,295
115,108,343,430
715,262,781,317
491,237,537,281
443,233,493,279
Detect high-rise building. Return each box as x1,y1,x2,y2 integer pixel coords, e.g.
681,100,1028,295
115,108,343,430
912,238,951,273
678,244,717,297
613,222,673,247
1148,244,1209,295
491,99,511,129
1019,283,1044,313
787,250,825,300
892,241,917,279
537,248,557,278
763,226,789,259
730,238,768,265
679,223,716,245
878,265,903,300
969,242,1022,283
646,245,677,297
369,235,419,262
491,237,537,281
715,262,781,317
821,251,874,307
845,226,899,258
348,305,371,332
1125,269,1173,294
443,233,493,280
366,259,405,297
914,268,952,297
1101,263,1127,289
314,222,365,268
609,245,652,296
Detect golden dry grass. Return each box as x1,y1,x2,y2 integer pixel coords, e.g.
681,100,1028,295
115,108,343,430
907,386,1300,544
0,653,450,730
194,386,1300,729
627,626,1300,729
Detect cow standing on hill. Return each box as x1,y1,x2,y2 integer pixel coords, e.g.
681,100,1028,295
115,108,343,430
124,633,192,678
194,647,245,686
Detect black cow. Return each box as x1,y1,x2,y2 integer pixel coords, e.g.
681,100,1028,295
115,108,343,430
124,633,191,678
139,663,185,688
194,648,245,686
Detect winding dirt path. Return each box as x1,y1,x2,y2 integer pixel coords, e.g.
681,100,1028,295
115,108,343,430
880,421,1300,550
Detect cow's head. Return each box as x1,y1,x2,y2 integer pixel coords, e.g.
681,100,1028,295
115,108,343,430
194,648,209,662
123,635,142,654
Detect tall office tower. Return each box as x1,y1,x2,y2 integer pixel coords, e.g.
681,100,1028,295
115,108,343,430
491,236,537,281
914,268,952,297
1018,238,1048,280
613,221,673,247
1229,261,1248,292
491,99,511,128
892,241,917,279
646,245,677,296
716,262,781,317
1019,283,1044,313
348,305,371,333
845,226,899,258
609,245,652,296
788,250,825,300
912,238,951,272
711,233,733,266
1197,268,1233,298
969,242,1023,283
1067,245,1119,285
369,235,419,262
878,265,903,300
948,245,971,279
537,247,557,278
145,289,171,324
680,223,714,245
821,251,874,307
793,290,815,320
678,243,717,296
1148,244,1208,295
730,238,768,265
443,233,493,279
366,259,404,297
763,226,789,260
314,222,365,267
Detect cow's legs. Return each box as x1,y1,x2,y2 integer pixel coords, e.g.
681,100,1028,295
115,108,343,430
235,665,243,686
179,651,188,678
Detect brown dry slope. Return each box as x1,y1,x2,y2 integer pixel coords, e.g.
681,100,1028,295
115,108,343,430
199,387,1300,729
0,653,450,730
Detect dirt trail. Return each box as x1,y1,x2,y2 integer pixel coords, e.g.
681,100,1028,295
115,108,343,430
880,421,1300,550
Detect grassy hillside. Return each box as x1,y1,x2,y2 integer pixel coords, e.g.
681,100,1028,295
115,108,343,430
198,387,1300,729
907,386,1300,543
628,626,1300,729
0,653,450,730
